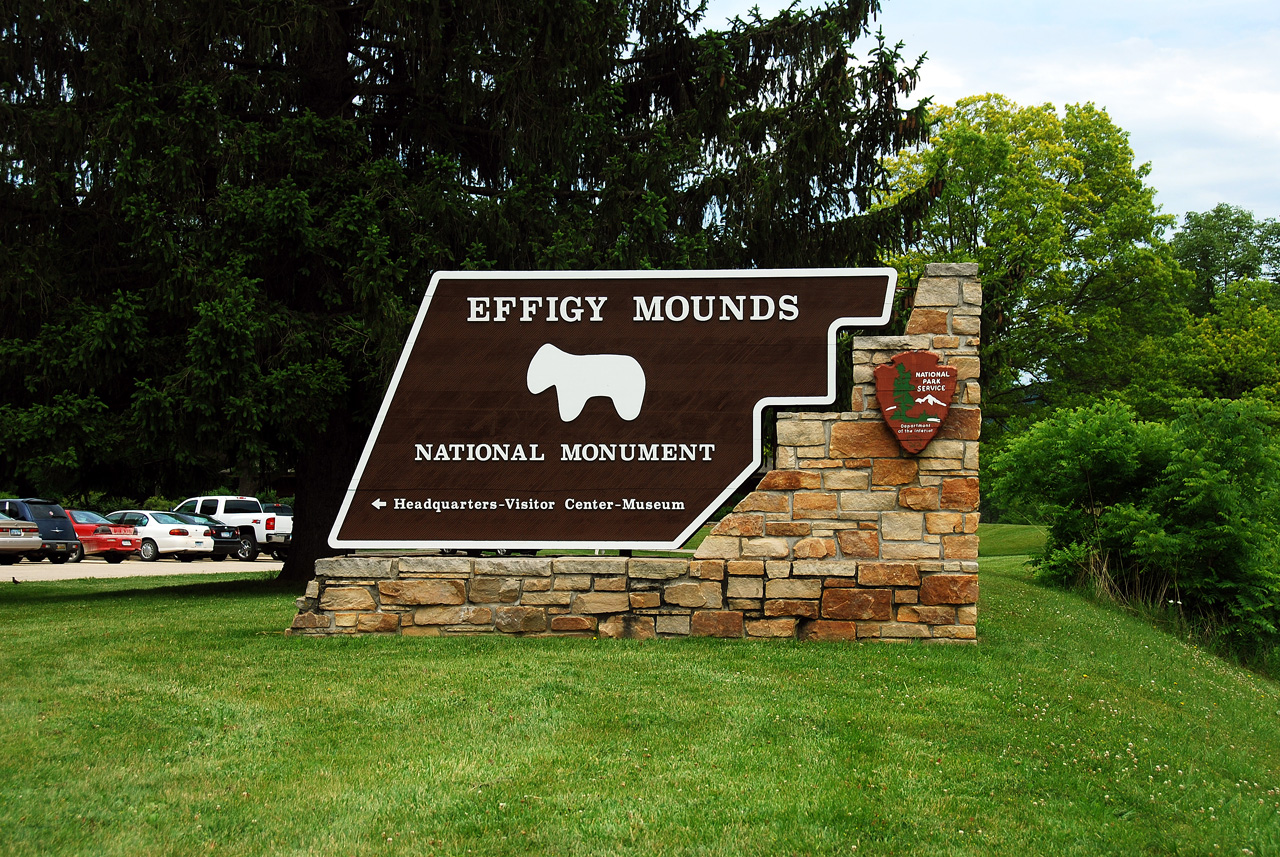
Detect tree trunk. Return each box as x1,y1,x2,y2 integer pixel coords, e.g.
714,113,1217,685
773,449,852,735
278,408,362,588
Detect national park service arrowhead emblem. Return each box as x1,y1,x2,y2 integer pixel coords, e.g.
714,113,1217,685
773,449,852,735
874,351,958,454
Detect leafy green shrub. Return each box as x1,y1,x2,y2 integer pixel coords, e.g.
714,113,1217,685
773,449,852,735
992,399,1280,648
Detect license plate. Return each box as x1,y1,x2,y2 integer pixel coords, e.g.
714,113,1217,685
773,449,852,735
9,528,20,536
121,540,133,546
54,544,66,551
195,540,205,547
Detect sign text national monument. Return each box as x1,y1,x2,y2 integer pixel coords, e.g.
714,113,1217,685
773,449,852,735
329,269,897,550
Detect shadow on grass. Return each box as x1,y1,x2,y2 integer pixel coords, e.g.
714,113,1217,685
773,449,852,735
0,571,294,607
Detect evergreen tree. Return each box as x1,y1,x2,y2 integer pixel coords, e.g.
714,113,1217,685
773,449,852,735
1,0,934,584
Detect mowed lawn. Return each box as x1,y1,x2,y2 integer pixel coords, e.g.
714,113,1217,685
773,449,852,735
1,527,1278,857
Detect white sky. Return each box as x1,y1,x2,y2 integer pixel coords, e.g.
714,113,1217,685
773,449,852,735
701,0,1280,225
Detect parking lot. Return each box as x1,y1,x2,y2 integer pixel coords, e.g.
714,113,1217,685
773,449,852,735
7,553,282,582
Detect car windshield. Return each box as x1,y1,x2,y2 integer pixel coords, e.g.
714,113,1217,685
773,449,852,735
264,504,293,515
224,500,260,514
69,509,112,525
151,512,186,525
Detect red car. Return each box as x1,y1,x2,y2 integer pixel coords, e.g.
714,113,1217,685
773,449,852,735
65,509,140,563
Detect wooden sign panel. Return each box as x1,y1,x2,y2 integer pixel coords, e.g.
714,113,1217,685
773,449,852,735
873,351,958,453
329,269,897,550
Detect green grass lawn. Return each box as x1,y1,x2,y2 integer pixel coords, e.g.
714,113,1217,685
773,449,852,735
2,533,1279,856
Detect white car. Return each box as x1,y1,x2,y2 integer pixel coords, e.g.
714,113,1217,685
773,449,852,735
105,510,215,562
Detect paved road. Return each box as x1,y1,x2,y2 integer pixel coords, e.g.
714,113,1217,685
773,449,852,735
6,554,282,582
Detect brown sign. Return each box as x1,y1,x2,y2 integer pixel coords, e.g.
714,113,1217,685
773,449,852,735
329,269,897,550
873,351,958,453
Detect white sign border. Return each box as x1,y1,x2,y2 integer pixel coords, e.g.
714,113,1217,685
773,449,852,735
328,267,898,551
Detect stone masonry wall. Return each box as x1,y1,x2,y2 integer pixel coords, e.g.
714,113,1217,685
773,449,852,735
290,262,981,642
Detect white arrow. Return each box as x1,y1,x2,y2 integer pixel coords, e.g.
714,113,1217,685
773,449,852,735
371,498,387,510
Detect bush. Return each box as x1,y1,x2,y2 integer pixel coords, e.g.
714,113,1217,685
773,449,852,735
992,398,1280,648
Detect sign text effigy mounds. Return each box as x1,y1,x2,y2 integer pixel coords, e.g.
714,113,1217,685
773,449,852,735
329,269,897,550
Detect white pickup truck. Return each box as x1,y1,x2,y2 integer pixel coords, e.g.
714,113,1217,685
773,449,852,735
173,495,292,561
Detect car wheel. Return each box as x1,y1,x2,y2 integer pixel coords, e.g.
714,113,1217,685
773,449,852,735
139,539,159,562
236,535,260,562
178,553,194,562
68,542,85,563
0,555,16,565
210,552,226,562
103,553,126,564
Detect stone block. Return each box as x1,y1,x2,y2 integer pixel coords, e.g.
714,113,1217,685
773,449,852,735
554,575,594,591
599,615,656,640
765,578,822,599
690,610,745,638
523,578,551,592
840,491,899,511
766,521,811,537
727,560,765,576
822,470,871,490
792,559,859,577
495,606,547,633
949,356,980,380
792,492,838,513
357,613,400,633
776,420,826,446
414,605,492,625
727,598,762,611
872,459,918,486
395,556,473,576
694,536,742,559
758,470,823,490
468,577,520,603
664,581,722,608
521,590,573,606
914,278,962,306
905,308,949,335
898,487,939,511
400,625,441,637
940,477,980,511
320,586,376,612
896,589,918,604
942,534,980,560
931,624,978,640
315,557,396,579
793,537,836,559
378,579,465,606
732,493,788,514
918,439,965,460
572,591,632,614
656,614,692,636
858,562,921,586
881,511,924,541
746,618,798,638
830,421,900,458
919,574,979,605
742,537,792,558
765,561,792,579
629,592,661,609
711,513,765,537
897,604,956,625
551,615,597,632
595,576,628,591
475,557,552,577
290,612,330,631
822,588,892,621
836,528,879,558
881,542,941,560
689,560,725,580
629,558,688,579
554,557,628,576
764,599,820,619
879,622,931,638
958,605,978,625
726,577,764,599
925,512,964,534
799,620,859,641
